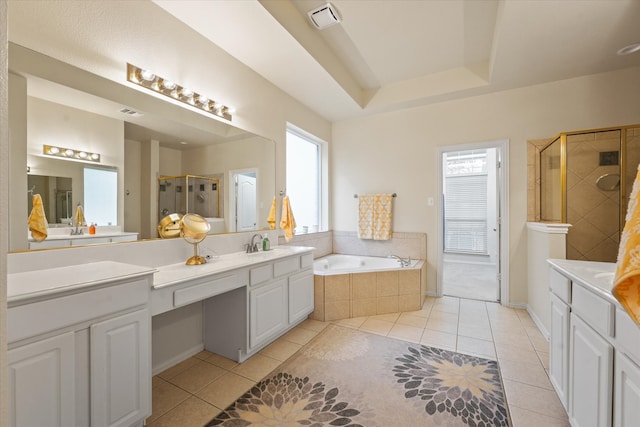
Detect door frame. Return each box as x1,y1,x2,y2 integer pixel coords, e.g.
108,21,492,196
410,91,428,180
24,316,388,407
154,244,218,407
436,139,510,304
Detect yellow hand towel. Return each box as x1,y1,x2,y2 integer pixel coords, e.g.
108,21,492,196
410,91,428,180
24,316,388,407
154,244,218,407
614,164,640,325
74,204,84,226
28,194,48,242
267,196,276,230
357,194,393,240
279,196,297,242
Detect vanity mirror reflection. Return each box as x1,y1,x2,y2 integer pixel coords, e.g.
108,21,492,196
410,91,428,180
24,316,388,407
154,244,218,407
27,175,73,226
9,44,276,252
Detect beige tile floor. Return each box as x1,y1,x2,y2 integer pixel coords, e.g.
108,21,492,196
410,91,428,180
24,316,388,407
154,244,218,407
146,296,569,427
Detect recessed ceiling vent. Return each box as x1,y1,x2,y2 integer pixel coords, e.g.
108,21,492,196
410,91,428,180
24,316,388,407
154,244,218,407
308,2,341,30
119,107,144,117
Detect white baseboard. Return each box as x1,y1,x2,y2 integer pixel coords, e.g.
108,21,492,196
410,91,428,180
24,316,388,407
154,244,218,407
152,343,205,376
526,305,550,339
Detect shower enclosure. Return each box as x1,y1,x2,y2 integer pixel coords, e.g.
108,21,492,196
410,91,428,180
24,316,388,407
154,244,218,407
539,125,640,262
158,175,220,221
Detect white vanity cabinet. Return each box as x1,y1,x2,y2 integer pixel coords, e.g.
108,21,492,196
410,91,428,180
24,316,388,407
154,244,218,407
550,291,571,408
7,262,154,427
249,278,288,349
548,259,640,427
90,308,151,427
568,312,613,427
8,331,76,427
203,250,315,362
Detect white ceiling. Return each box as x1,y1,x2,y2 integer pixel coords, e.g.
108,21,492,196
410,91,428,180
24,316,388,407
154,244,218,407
7,0,640,128
154,0,640,122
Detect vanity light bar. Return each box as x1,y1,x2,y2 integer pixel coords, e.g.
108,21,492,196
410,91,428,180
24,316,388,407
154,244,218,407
43,145,101,163
126,63,233,121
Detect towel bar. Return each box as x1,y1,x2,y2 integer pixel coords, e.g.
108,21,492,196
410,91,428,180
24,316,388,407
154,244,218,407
354,193,396,198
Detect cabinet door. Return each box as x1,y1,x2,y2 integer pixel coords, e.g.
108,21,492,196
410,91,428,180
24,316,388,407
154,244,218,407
250,279,287,349
614,352,640,427
8,331,76,427
90,308,151,427
549,293,570,409
289,270,314,324
569,313,613,427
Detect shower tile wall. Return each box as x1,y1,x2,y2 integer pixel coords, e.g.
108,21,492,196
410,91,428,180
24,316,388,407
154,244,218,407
625,127,640,202
566,130,621,262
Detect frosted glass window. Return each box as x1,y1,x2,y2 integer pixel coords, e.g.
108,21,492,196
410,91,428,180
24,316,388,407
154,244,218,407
84,167,117,226
286,129,320,233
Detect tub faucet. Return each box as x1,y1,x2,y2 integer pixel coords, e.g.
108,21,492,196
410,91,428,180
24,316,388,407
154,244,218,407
246,233,263,253
388,254,411,267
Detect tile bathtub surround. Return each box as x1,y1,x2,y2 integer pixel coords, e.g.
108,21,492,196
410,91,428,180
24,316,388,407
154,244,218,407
147,297,568,427
332,230,427,260
311,263,425,321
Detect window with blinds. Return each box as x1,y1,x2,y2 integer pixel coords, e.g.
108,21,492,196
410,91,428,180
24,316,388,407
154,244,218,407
443,150,488,254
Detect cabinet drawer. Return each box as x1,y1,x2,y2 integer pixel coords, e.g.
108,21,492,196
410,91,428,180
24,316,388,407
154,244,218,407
550,268,571,304
300,253,314,269
274,257,299,277
616,308,640,363
174,272,244,307
9,278,150,343
250,265,273,286
572,283,614,337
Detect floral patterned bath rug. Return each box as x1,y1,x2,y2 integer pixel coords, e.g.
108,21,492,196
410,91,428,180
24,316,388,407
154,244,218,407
205,324,510,426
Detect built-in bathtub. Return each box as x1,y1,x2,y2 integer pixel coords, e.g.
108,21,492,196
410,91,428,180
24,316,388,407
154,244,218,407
311,254,427,322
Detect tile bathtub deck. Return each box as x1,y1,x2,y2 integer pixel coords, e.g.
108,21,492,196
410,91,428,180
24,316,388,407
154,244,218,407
146,296,569,427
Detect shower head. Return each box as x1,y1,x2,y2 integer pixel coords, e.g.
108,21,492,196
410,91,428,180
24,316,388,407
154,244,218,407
596,173,620,191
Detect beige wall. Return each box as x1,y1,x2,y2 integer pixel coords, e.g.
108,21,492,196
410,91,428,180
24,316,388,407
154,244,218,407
332,66,640,305
181,136,276,231
6,0,333,222
1,1,8,423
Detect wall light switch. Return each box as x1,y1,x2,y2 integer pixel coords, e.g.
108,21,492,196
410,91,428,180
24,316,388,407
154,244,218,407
427,197,434,206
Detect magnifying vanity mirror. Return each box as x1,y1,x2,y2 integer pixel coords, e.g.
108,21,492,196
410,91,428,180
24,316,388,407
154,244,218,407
8,44,276,252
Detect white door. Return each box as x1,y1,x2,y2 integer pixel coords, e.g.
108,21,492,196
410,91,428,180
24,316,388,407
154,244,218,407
288,270,314,324
250,279,287,349
614,351,640,427
8,332,76,427
90,308,151,427
569,313,613,427
549,293,570,409
235,172,257,232
437,140,508,302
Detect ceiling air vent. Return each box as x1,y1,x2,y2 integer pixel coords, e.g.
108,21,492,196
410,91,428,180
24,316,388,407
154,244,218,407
308,3,341,30
119,107,143,117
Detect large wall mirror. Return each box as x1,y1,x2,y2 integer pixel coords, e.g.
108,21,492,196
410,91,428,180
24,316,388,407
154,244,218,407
9,44,276,252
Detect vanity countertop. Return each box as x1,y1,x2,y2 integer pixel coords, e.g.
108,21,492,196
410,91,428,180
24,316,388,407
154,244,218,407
8,261,156,306
153,245,314,289
547,259,618,306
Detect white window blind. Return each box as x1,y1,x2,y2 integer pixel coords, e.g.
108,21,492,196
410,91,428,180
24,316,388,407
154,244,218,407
444,174,488,254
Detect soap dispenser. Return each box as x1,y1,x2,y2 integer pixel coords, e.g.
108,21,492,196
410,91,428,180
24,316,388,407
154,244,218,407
89,223,96,235
262,233,270,251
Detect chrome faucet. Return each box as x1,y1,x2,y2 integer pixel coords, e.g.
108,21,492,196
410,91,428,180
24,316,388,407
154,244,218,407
246,234,263,253
388,254,411,267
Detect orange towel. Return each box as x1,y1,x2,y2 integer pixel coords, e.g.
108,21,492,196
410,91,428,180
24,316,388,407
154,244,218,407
28,194,48,242
267,196,276,230
279,196,297,242
614,165,640,325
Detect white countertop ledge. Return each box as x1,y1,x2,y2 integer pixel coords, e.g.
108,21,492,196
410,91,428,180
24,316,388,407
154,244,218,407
8,261,156,306
547,258,619,306
154,246,314,289
28,231,139,242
